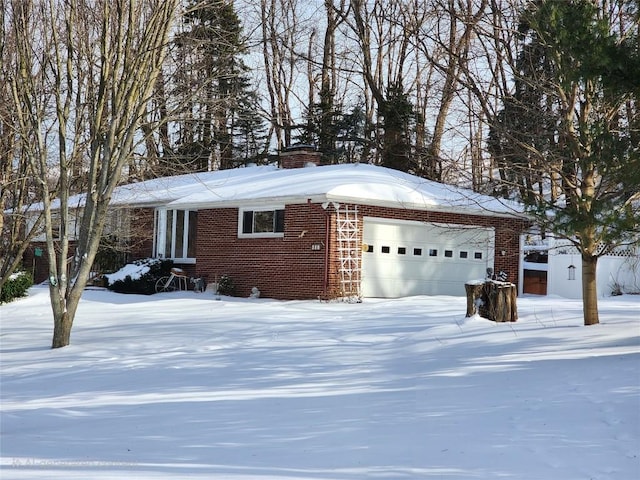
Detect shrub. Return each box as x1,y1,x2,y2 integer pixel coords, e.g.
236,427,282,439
107,258,173,295
217,274,235,296
94,235,130,274
1,271,33,304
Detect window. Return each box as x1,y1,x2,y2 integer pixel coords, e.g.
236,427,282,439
397,247,406,255
381,246,390,253
459,251,468,259
154,209,197,262
365,244,374,253
444,250,453,258
239,207,285,237
474,252,483,260
51,211,62,240
34,210,81,241
413,248,422,256
429,249,438,257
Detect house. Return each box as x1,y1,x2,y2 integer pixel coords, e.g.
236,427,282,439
24,148,530,300
522,236,640,298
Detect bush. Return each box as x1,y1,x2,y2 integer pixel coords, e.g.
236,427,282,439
107,258,173,295
1,271,33,304
217,274,235,296
94,235,130,274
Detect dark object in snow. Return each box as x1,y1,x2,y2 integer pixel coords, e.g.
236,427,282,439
486,267,508,282
216,275,235,296
192,277,206,293
465,280,517,322
108,259,174,295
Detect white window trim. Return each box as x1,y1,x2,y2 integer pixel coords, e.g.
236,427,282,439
154,208,196,263
238,205,285,238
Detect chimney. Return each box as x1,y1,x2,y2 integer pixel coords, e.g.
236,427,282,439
279,144,321,169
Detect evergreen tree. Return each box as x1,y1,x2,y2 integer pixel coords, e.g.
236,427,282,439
379,83,415,172
335,103,368,164
174,0,262,170
298,102,368,165
489,0,640,325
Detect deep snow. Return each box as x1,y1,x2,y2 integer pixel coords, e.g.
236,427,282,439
1,287,639,479
34,163,523,217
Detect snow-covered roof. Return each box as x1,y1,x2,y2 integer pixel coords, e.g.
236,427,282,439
164,163,523,217
36,163,526,218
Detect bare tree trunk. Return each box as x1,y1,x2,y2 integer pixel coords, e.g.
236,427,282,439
260,0,298,149
581,253,599,326
421,0,488,180
0,26,47,288
8,0,178,348
318,0,339,159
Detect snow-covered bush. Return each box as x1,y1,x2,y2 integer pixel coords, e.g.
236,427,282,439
1,271,33,304
106,258,173,295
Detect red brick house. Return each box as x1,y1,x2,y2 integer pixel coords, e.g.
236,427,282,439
25,148,530,300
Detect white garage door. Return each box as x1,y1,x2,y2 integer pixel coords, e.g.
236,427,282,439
361,218,495,297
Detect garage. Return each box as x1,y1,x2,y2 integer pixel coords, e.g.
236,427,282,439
361,218,495,297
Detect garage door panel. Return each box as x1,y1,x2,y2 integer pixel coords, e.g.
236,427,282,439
362,218,494,297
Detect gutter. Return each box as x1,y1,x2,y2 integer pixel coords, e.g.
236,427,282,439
167,194,529,220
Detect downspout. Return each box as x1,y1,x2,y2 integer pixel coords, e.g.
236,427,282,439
307,198,331,296
324,210,330,294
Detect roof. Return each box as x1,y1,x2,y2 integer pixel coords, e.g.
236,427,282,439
35,163,526,218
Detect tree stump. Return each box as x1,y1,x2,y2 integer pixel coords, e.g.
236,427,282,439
465,280,518,322
465,281,484,317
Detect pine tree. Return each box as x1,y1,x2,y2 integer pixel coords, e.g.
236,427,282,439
174,0,262,171
489,0,640,325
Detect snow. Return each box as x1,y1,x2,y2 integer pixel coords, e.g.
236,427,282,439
523,261,549,271
1,288,639,479
7,272,29,281
166,164,523,217
103,261,154,284
24,164,524,218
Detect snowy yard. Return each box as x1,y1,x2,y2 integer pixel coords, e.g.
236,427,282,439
1,286,639,479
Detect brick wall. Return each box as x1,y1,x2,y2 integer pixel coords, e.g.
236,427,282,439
129,208,155,260
279,148,322,169
22,242,54,284
195,202,529,299
196,204,329,299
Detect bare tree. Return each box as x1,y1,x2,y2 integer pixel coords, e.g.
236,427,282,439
336,0,421,170
0,9,45,291
1,0,49,292
6,0,178,347
259,0,302,149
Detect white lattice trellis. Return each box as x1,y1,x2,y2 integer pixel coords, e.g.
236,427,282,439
335,205,361,302
554,243,638,257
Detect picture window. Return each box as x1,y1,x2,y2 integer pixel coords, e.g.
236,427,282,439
239,207,285,237
154,208,197,261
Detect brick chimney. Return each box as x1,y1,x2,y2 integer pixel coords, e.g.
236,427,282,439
279,144,321,169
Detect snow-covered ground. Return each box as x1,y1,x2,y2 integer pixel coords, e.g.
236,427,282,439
1,286,639,480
